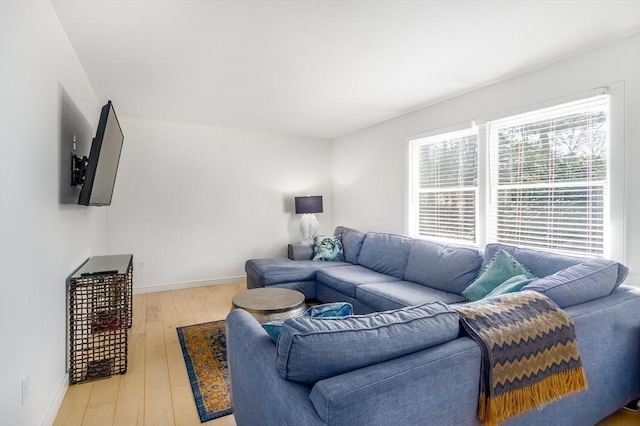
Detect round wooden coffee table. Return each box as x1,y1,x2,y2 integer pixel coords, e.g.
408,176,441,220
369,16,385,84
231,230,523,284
231,288,306,323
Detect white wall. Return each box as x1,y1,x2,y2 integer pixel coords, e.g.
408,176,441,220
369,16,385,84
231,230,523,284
106,118,333,292
332,33,640,285
0,2,104,425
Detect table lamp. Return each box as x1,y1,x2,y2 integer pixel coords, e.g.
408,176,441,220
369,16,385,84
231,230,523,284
295,195,323,244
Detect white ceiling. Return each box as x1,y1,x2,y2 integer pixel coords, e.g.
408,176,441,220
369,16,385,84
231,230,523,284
51,0,640,139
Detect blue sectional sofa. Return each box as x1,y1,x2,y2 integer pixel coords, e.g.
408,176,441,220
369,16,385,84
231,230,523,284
245,226,483,312
231,226,640,425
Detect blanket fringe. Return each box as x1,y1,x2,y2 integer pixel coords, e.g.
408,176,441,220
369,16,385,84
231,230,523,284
480,367,588,426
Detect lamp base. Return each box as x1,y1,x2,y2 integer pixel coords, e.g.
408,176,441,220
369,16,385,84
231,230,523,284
299,213,319,244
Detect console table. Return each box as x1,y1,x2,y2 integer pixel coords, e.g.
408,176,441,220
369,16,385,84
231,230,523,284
68,254,133,384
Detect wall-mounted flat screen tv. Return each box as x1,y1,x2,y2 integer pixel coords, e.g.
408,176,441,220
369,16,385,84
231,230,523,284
78,101,124,206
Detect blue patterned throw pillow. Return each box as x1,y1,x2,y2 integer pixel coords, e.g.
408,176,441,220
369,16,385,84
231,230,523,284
303,302,353,318
313,234,346,262
262,302,353,342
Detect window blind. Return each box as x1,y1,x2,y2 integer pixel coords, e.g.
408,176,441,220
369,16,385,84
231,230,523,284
487,95,609,256
409,129,478,243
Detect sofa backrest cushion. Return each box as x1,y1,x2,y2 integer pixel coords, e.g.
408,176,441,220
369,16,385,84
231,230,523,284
275,302,459,384
482,243,629,286
482,243,580,278
357,232,413,279
522,258,622,308
334,226,366,265
404,239,482,294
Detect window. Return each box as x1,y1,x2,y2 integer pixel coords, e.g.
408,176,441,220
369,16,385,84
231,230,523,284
408,128,478,244
488,96,609,256
408,94,611,258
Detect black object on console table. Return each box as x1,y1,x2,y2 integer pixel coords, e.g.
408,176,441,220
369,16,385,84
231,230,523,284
68,254,133,384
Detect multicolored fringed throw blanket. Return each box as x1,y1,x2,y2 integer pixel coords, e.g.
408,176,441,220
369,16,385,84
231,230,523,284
454,291,588,426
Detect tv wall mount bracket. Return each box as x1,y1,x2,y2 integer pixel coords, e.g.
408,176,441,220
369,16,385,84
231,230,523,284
71,153,89,187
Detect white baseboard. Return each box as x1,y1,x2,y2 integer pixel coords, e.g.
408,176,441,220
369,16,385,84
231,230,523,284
132,275,246,294
42,373,69,426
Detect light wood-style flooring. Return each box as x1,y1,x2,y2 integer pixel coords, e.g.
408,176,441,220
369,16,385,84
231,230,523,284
54,282,636,426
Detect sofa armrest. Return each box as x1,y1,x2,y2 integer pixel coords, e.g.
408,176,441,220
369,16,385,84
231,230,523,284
226,309,324,426
288,243,314,260
309,337,481,426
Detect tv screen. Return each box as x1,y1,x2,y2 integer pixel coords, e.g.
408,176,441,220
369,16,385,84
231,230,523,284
78,101,124,206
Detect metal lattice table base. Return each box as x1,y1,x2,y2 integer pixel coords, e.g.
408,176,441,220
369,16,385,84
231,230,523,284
246,304,307,323
232,288,306,324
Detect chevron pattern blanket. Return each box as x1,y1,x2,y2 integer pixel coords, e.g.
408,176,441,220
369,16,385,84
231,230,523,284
454,291,587,426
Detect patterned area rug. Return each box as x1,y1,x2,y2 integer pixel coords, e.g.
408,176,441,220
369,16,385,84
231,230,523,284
177,320,232,422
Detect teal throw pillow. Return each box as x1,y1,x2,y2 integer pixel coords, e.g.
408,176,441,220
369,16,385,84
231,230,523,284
262,302,353,342
262,322,286,342
462,250,536,302
313,234,345,262
484,274,537,299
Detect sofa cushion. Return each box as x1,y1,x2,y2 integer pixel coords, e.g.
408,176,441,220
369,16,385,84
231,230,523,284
482,243,581,277
357,232,413,279
262,302,353,342
263,281,317,300
485,274,536,299
335,226,366,264
522,258,621,308
275,302,459,384
403,239,482,294
482,243,629,287
313,235,345,262
245,258,350,287
462,250,536,301
357,281,466,311
316,265,400,298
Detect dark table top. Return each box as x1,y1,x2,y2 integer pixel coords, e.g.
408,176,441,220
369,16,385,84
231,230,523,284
71,254,133,279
